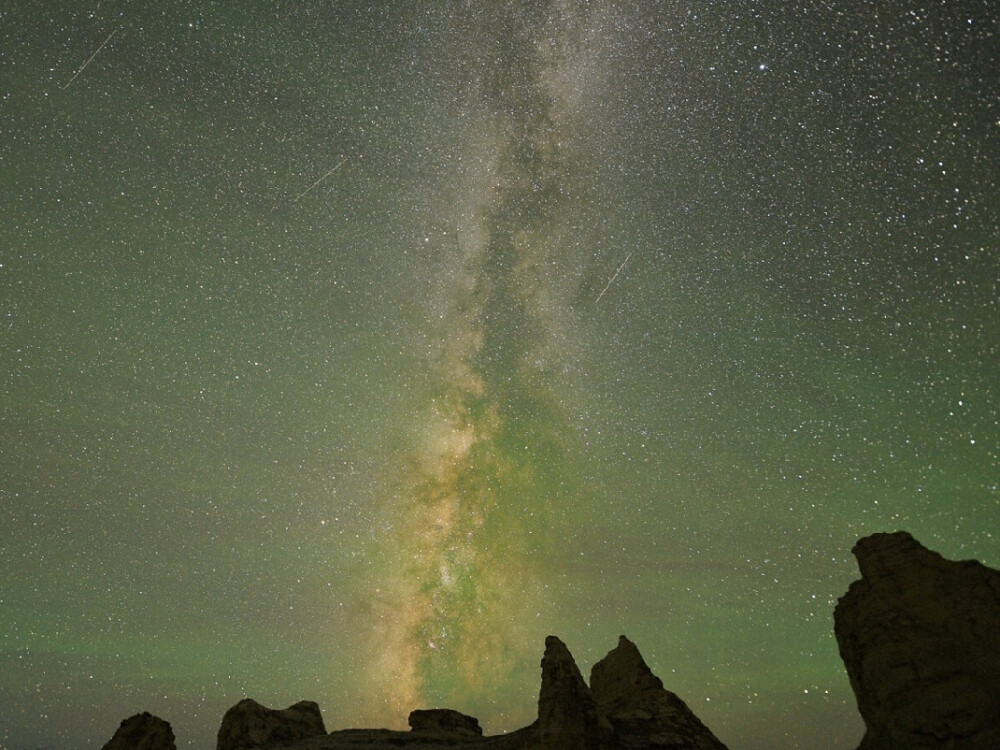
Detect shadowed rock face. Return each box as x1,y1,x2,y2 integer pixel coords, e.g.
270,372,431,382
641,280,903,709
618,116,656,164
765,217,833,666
408,709,483,737
590,636,728,750
537,635,612,750
834,531,1000,750
216,699,326,750
102,712,176,750
109,636,726,750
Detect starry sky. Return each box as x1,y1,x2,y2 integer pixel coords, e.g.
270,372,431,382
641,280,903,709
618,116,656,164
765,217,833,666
2,2,998,749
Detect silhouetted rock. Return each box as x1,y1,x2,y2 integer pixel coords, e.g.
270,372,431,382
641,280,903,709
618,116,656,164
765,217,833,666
201,636,726,750
537,635,613,750
217,699,326,750
834,531,1000,749
590,636,728,749
408,709,482,737
102,712,176,750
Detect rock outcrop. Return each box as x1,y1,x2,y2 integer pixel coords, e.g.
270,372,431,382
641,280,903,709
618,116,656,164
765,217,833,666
590,636,728,749
408,709,482,738
537,635,612,750
101,712,176,750
109,636,725,750
217,699,326,750
834,530,1000,749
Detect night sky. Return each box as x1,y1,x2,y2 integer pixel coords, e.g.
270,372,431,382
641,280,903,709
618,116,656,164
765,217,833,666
2,2,998,749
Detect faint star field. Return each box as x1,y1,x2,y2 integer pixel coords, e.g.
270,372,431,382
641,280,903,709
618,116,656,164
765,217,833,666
1,2,997,750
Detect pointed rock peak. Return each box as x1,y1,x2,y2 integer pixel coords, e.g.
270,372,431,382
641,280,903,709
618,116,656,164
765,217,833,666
606,635,660,682
538,636,607,749
543,635,575,661
591,635,663,711
539,635,592,704
608,634,641,661
591,636,729,750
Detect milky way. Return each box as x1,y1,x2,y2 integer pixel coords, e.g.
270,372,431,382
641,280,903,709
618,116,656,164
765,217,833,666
364,2,615,721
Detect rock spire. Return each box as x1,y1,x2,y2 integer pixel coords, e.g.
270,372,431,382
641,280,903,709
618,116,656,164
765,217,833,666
591,635,728,749
834,530,1000,749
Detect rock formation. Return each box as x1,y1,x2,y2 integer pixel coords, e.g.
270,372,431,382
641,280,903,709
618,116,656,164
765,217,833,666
101,712,176,750
107,636,726,750
408,709,482,738
536,635,612,750
217,699,326,750
834,530,1000,749
590,636,728,749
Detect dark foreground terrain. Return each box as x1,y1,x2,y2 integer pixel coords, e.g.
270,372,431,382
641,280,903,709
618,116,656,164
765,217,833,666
103,532,1000,750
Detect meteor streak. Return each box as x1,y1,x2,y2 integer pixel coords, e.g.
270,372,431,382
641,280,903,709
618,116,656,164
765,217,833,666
293,157,349,202
63,27,119,90
595,252,632,302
